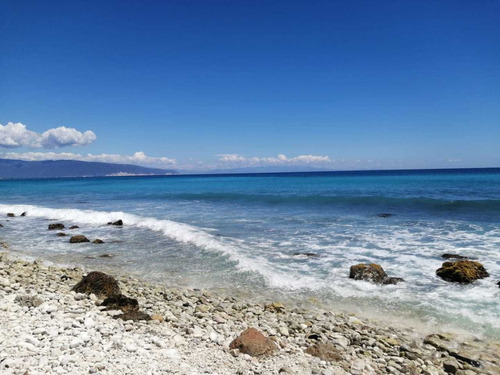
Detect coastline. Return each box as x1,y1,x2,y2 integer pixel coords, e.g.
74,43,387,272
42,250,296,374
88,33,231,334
1,249,498,375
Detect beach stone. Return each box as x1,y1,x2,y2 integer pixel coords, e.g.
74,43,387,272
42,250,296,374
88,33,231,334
119,310,151,321
56,232,66,237
443,359,460,374
101,294,139,313
108,219,123,226
442,254,468,260
69,235,90,243
151,314,164,322
14,294,43,308
69,225,79,229
71,271,121,298
229,328,277,356
48,223,65,230
265,302,285,313
93,239,105,244
7,213,15,217
305,342,342,362
349,263,388,283
436,260,489,283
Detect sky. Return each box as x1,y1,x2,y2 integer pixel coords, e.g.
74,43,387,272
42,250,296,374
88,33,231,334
1,0,499,172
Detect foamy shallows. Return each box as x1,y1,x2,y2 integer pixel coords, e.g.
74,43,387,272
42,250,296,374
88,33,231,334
0,169,499,339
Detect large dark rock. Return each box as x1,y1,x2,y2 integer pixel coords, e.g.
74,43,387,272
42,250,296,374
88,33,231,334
108,219,123,226
350,263,404,285
70,235,90,243
436,260,489,283
71,271,120,298
48,223,65,230
229,328,277,356
20,212,27,217
305,343,342,362
101,294,139,313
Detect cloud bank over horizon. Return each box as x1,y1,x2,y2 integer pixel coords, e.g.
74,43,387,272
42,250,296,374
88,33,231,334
218,153,332,166
0,122,96,149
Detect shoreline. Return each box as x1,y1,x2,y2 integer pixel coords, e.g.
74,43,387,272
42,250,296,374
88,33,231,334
1,250,498,374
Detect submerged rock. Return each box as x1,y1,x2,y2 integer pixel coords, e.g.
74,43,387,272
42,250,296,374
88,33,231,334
71,271,121,298
20,212,27,217
382,277,405,285
436,260,489,283
305,342,342,362
7,213,15,217
57,232,67,237
292,252,320,258
70,235,90,243
229,328,277,356
99,253,114,258
48,223,65,230
93,239,105,244
69,225,79,229
0,223,3,228
376,213,394,218
442,253,468,260
108,219,123,226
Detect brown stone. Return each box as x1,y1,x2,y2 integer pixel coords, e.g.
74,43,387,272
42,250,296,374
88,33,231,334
93,239,105,244
119,311,151,321
101,294,138,313
70,235,90,243
48,223,65,230
71,271,120,298
7,213,15,217
349,263,388,283
69,225,79,229
229,328,277,356
305,342,342,362
56,232,66,237
151,314,164,322
436,260,489,283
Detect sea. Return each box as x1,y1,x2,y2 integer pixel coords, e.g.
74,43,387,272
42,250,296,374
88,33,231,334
0,168,499,339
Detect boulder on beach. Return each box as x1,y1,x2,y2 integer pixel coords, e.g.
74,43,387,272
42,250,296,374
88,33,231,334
7,213,15,217
48,223,65,230
108,219,123,226
93,239,105,244
349,263,405,285
71,271,121,298
57,232,66,237
442,253,468,260
101,294,139,313
436,260,489,283
69,225,79,229
305,342,342,362
229,328,277,356
70,235,90,243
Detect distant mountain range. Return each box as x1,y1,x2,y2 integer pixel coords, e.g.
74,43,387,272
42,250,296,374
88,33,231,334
0,159,178,179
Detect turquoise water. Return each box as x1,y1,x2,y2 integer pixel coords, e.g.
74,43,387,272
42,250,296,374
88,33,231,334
0,168,499,338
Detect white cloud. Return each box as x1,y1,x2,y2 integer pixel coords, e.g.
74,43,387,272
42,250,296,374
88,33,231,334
0,151,177,169
0,122,96,149
217,153,332,166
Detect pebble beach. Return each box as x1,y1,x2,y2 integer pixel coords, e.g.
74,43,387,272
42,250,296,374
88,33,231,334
1,249,499,375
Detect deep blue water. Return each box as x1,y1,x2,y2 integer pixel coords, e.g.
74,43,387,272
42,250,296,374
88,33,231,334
0,168,499,338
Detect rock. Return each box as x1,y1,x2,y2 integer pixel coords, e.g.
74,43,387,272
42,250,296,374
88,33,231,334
151,314,164,322
69,225,79,229
382,277,405,285
229,328,277,356
119,311,151,321
93,239,105,244
71,271,121,298
305,342,342,362
108,219,123,226
442,254,468,260
424,334,481,368
0,223,3,228
436,260,489,283
292,252,320,258
69,235,90,243
14,295,43,308
48,223,65,230
376,213,394,218
56,232,66,237
99,253,114,258
265,302,285,313
20,212,27,216
349,263,388,283
101,294,139,313
7,213,15,217
443,359,460,374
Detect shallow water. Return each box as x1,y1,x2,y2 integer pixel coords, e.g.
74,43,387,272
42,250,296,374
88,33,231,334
0,169,499,339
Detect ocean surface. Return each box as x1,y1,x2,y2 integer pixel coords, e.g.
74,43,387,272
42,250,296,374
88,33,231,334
1,168,499,339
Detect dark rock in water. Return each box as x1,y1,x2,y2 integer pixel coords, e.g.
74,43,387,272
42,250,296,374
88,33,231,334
305,343,342,362
376,213,394,218
382,277,405,285
93,239,105,244
108,219,123,226
102,294,139,313
0,223,3,228
48,223,65,230
85,256,96,259
70,235,90,243
349,263,388,284
292,252,320,258
119,311,151,322
7,213,15,217
442,253,468,260
436,260,489,283
20,212,27,217
69,225,79,229
99,253,114,258
71,271,121,298
57,232,67,237
497,281,500,288
229,328,277,356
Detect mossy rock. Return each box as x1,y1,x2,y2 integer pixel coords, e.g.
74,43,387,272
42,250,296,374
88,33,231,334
436,260,489,283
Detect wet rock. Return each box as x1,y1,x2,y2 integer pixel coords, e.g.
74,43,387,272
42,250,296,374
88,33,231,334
376,213,394,218
424,334,481,368
69,225,79,229
57,232,66,237
349,263,388,284
442,254,468,260
101,294,139,313
119,311,151,321
436,260,489,283
48,223,65,230
292,252,320,258
93,239,105,244
71,271,121,298
229,327,277,356
497,281,500,288
305,342,342,362
108,219,123,226
382,277,405,285
0,223,3,228
7,213,15,217
69,235,90,243
443,359,460,374
99,253,114,258
265,302,285,313
20,212,27,217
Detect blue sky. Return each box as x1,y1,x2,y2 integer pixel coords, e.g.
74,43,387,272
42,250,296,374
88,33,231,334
1,0,499,171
